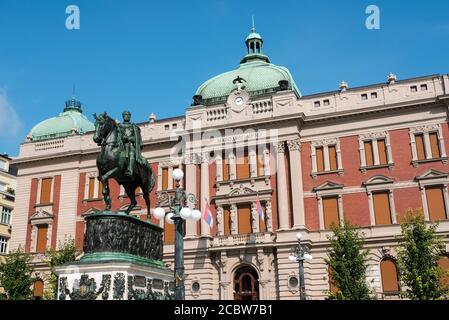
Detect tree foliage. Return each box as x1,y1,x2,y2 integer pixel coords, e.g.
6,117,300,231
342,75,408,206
43,238,80,300
0,246,34,300
396,209,448,300
325,221,371,300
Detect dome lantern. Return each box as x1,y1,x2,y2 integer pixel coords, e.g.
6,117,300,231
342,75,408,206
241,16,270,64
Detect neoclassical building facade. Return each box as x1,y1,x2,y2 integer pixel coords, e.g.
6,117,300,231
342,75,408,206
9,26,449,300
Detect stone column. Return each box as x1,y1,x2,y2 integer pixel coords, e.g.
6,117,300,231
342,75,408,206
265,200,273,232
229,151,236,180
249,148,257,178
230,204,238,235
287,139,305,229
200,152,211,236
185,154,197,238
216,206,224,236
275,142,289,230
251,202,259,233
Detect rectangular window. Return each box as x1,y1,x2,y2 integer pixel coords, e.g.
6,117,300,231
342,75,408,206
238,205,252,234
98,181,103,199
364,141,374,166
411,86,418,92
162,168,169,190
426,187,447,221
223,152,230,181
40,178,52,204
0,236,7,254
88,177,95,199
323,197,339,230
257,154,264,177
373,192,392,225
236,149,250,180
314,101,321,108
259,204,266,233
164,221,175,244
429,132,441,159
328,145,338,171
36,225,48,253
323,99,330,106
415,134,426,160
371,92,378,99
378,139,388,165
1,207,11,225
316,147,325,172
421,84,428,91
224,207,231,236
361,94,368,100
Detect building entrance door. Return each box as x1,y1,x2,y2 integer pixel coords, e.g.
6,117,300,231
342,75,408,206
233,265,259,300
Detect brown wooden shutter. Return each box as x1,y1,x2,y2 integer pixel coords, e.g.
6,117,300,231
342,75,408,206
328,145,338,171
238,205,252,234
98,181,103,199
162,168,169,190
328,269,339,294
164,222,175,244
429,132,441,158
426,187,447,221
415,134,426,160
259,204,266,233
323,197,339,230
88,177,95,199
373,192,392,225
438,256,449,289
236,149,250,180
378,139,388,165
316,147,325,172
40,178,52,204
223,153,230,181
257,154,264,176
380,259,399,293
33,279,44,299
364,141,374,166
36,225,48,253
224,207,231,236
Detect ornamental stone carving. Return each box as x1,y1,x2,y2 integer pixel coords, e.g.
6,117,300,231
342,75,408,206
275,142,286,153
359,131,388,140
287,139,301,152
201,152,210,164
311,138,338,147
409,124,441,134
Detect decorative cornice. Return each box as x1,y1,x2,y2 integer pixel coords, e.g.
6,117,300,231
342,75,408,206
409,123,441,134
359,131,388,140
311,138,338,147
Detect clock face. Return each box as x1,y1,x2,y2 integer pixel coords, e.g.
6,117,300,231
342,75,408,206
235,96,244,106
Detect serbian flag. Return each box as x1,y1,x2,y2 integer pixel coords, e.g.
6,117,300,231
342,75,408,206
256,194,264,223
203,198,213,228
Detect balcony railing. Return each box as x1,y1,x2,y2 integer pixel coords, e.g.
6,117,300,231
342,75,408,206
211,232,272,247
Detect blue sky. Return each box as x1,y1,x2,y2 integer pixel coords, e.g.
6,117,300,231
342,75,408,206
0,0,448,157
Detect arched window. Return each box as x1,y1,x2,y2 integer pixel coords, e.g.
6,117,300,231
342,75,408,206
33,279,44,300
233,265,259,300
380,258,400,295
438,255,449,289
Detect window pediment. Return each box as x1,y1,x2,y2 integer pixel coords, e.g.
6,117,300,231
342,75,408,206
313,181,344,192
29,209,54,224
415,169,448,181
363,175,395,186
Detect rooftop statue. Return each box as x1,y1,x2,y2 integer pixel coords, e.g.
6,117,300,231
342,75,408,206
93,111,155,216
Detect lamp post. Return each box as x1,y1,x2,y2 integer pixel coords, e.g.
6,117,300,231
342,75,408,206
289,232,312,300
153,169,201,300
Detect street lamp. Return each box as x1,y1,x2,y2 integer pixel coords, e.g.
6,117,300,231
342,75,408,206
289,232,312,300
154,168,201,300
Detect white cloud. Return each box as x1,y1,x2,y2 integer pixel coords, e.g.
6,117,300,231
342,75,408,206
0,90,23,137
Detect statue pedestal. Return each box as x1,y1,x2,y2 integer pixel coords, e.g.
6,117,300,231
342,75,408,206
55,211,174,300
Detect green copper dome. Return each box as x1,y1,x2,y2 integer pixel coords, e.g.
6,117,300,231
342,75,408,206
28,98,95,141
195,25,301,105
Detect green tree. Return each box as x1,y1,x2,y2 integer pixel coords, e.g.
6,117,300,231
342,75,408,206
43,238,80,300
396,209,448,300
325,221,371,300
0,246,34,300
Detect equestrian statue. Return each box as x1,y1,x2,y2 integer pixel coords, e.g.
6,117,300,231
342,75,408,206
93,111,155,216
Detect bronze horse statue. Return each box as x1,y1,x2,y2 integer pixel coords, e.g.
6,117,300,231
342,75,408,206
93,112,155,216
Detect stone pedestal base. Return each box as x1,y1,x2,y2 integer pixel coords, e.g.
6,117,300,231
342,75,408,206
55,260,174,300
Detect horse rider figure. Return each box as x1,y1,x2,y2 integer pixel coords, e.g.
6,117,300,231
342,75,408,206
118,110,147,176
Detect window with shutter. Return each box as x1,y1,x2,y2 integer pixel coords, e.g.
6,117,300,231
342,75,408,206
380,258,399,294
164,222,175,244
429,132,441,158
373,192,392,225
415,134,426,160
162,168,169,190
323,197,339,230
257,154,264,176
378,139,388,165
316,147,325,172
223,152,230,181
364,141,374,166
438,255,449,289
236,149,250,180
224,207,231,236
88,177,95,199
33,279,44,300
259,204,266,233
40,178,52,204
426,187,447,221
329,145,338,171
328,269,339,294
36,225,48,253
98,181,103,199
238,205,252,234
